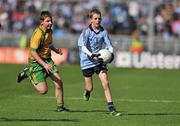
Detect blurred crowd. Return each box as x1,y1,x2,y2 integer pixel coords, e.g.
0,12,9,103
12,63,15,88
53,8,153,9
0,0,180,41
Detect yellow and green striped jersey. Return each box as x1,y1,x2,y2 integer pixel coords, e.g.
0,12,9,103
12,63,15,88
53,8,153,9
29,26,53,61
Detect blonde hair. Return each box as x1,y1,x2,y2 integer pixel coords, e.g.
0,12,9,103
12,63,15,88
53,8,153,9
89,8,101,19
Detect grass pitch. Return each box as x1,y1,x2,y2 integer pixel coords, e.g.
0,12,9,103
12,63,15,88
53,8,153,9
0,64,180,126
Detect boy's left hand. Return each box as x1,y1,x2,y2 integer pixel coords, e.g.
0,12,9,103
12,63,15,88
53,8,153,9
55,48,63,55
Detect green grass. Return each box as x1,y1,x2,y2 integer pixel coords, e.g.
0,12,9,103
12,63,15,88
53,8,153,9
0,64,180,126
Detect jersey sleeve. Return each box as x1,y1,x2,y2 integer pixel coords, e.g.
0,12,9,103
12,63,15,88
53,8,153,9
104,30,114,53
78,29,88,47
30,30,42,51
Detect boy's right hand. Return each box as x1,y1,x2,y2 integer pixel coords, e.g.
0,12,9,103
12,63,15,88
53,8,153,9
89,54,103,64
90,54,101,61
43,63,53,74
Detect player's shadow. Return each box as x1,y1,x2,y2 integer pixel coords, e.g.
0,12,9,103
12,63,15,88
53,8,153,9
70,109,107,113
69,110,180,116
124,112,180,116
0,117,79,122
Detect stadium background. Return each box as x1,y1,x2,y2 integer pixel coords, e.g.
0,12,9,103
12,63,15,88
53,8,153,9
0,0,180,69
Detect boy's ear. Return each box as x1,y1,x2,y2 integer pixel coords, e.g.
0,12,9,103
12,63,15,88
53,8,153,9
40,20,44,25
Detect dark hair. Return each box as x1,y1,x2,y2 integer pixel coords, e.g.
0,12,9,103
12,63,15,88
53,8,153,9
89,8,101,19
40,10,52,21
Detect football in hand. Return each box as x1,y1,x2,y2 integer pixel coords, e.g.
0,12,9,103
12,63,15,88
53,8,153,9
98,49,113,64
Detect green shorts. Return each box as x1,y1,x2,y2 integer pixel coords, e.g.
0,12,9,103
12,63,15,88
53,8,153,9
27,58,59,85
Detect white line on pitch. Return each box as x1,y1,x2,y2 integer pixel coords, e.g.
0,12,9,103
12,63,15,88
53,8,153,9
22,95,180,104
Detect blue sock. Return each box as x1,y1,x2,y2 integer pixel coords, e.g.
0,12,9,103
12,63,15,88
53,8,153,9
108,102,115,111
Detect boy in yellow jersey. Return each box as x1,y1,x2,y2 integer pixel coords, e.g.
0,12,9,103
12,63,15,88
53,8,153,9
17,10,69,112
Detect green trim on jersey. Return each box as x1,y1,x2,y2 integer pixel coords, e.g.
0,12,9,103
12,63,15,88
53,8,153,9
30,48,36,51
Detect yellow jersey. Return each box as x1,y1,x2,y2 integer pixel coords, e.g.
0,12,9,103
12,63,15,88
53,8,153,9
29,27,53,61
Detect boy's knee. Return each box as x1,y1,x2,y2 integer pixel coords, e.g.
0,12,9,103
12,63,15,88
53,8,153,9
88,87,93,92
59,80,63,85
56,80,63,89
40,90,48,95
86,85,93,92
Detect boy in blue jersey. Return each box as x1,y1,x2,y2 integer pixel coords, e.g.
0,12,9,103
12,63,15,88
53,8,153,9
78,8,120,116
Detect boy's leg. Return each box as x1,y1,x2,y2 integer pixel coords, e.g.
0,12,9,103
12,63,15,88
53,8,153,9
98,70,121,116
82,68,94,101
98,70,112,102
33,82,48,94
83,77,93,101
50,72,69,112
29,67,48,94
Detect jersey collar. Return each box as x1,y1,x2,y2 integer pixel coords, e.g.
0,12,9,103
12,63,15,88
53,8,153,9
89,24,104,34
38,26,46,34
39,26,52,33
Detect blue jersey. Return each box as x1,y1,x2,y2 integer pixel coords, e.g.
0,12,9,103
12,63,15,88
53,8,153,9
78,25,113,70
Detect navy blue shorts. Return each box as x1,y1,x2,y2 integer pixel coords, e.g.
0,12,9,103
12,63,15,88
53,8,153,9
82,64,107,77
